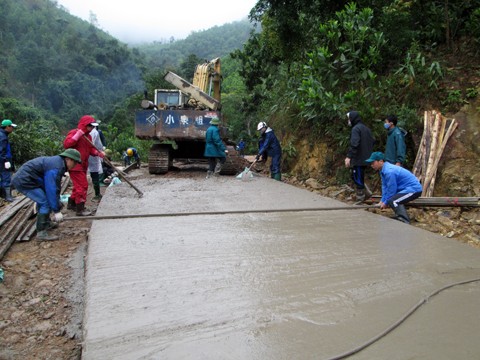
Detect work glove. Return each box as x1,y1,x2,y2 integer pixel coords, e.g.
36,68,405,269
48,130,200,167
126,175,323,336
53,212,64,222
71,129,85,141
255,154,261,161
224,150,229,154
4,161,11,170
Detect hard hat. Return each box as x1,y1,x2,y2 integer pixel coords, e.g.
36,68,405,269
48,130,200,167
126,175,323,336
60,148,82,163
257,122,267,131
126,148,134,156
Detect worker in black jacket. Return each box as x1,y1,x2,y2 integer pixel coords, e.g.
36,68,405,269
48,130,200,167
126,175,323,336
344,111,375,202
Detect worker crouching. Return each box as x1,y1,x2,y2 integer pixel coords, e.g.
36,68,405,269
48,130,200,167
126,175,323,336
366,151,422,224
11,149,82,241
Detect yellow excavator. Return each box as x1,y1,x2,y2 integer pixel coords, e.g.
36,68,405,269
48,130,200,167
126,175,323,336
135,58,244,174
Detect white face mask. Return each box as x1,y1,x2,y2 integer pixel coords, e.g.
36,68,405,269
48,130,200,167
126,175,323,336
346,113,352,127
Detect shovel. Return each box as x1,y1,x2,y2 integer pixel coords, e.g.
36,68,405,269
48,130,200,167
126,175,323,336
236,158,258,181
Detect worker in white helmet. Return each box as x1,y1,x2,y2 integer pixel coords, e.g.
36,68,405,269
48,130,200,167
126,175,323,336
256,121,282,181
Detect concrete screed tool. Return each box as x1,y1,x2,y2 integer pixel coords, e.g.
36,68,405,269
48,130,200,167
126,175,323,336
82,135,144,197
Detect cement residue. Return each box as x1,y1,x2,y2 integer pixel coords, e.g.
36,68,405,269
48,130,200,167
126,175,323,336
65,242,87,340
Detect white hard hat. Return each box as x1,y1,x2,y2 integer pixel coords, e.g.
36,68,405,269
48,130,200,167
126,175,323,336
257,122,267,131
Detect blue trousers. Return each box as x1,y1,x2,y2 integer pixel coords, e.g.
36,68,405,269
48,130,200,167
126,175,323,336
0,169,11,188
15,185,51,214
351,166,366,189
270,152,281,175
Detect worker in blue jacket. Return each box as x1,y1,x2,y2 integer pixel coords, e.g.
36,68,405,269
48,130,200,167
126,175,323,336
256,121,282,181
384,115,406,166
366,151,422,224
11,149,82,241
204,117,227,178
0,119,17,202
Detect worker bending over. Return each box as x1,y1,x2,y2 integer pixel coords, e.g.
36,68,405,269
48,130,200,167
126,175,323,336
11,149,82,241
123,147,140,168
366,151,422,224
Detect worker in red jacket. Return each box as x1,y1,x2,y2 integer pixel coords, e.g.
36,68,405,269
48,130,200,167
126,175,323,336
63,115,105,216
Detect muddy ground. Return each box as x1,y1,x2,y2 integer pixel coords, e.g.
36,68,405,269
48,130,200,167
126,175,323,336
0,163,479,360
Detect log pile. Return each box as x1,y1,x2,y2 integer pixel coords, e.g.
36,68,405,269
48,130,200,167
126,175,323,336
412,110,458,197
0,177,70,261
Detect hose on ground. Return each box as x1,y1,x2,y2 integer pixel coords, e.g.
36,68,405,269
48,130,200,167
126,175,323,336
326,277,480,359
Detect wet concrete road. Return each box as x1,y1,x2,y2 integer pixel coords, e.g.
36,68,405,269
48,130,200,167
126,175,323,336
82,173,480,359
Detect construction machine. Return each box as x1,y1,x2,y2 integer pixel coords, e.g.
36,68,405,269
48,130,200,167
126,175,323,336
135,58,245,174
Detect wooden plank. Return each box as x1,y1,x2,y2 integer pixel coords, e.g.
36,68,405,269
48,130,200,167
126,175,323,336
370,196,479,207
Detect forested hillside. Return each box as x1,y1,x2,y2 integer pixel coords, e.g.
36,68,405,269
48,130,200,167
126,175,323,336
138,20,254,69
0,0,253,162
0,0,143,128
232,0,480,180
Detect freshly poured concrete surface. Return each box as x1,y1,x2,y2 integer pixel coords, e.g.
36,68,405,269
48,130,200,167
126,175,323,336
83,175,480,359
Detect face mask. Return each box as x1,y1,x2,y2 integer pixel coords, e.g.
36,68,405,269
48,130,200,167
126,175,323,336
384,123,390,130
348,120,352,127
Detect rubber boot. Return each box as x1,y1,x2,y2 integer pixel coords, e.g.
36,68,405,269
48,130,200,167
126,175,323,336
67,197,76,210
273,173,282,181
355,188,366,203
205,170,213,179
76,202,92,216
36,214,59,241
214,162,222,175
92,184,102,202
394,204,410,224
4,186,13,202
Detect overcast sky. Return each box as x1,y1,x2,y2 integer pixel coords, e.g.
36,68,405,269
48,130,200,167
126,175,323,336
55,0,258,44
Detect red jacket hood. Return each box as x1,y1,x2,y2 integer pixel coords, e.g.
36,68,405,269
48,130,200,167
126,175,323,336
77,115,96,133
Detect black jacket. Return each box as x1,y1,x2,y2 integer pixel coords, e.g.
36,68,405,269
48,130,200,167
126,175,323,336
347,111,375,166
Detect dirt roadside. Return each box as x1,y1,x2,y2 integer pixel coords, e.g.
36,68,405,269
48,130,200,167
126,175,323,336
0,187,97,360
0,164,479,359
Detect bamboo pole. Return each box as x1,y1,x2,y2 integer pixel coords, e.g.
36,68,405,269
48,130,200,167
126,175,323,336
413,111,428,179
423,111,441,195
424,119,458,197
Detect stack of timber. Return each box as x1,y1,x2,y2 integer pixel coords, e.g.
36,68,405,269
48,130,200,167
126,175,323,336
371,195,479,207
412,110,458,197
0,176,70,261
